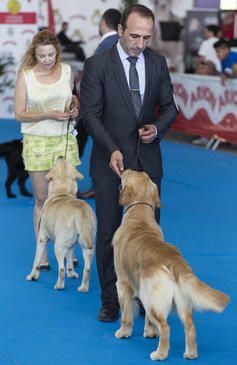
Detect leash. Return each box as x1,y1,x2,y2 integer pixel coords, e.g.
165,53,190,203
64,117,72,159
135,133,141,171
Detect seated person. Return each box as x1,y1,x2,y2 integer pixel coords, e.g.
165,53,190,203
195,60,218,76
198,24,221,72
57,22,86,62
214,39,237,84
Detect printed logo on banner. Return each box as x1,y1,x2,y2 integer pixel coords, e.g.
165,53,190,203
0,0,38,119
171,73,237,142
7,0,21,14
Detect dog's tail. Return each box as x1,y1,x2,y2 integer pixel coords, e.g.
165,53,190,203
0,139,21,156
179,273,230,313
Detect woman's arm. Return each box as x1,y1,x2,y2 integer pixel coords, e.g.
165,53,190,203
68,70,79,118
14,71,73,123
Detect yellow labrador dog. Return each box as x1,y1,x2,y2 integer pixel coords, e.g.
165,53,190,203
113,169,229,361
26,157,96,292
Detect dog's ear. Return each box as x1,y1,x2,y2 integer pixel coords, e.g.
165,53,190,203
67,164,84,180
151,182,161,208
119,185,134,206
45,170,54,181
75,170,84,180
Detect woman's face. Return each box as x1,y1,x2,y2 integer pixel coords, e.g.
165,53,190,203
35,44,57,70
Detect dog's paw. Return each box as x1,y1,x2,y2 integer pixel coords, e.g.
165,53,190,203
150,350,168,361
66,270,79,279
183,351,198,359
54,281,65,290
77,284,89,292
26,271,39,281
115,327,131,339
143,328,157,338
26,274,34,281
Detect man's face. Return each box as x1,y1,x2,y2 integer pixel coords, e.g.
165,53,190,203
63,23,68,32
118,12,153,57
216,47,229,61
204,28,212,39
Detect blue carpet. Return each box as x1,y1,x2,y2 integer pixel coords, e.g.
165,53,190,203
0,120,236,365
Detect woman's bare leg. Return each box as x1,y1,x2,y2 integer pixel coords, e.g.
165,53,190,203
29,170,49,265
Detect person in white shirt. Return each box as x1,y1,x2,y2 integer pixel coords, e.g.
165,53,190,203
198,24,221,72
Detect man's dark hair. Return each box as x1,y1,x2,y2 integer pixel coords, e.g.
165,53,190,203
214,38,230,49
206,24,220,37
120,4,154,31
102,8,121,31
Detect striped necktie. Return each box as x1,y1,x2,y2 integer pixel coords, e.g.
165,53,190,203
127,56,142,117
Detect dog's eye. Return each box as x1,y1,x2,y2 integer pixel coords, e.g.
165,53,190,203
119,184,123,193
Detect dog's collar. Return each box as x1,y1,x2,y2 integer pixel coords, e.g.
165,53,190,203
123,202,154,215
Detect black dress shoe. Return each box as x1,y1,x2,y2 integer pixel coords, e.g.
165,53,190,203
98,306,119,322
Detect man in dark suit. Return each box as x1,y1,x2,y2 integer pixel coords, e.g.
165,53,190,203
95,8,121,55
80,4,178,322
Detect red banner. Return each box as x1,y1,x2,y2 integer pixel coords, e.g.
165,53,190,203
0,12,36,24
171,73,237,143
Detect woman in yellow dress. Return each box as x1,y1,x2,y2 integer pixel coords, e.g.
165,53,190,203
14,30,80,269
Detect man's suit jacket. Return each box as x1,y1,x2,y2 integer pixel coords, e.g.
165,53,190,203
95,34,119,55
80,45,178,181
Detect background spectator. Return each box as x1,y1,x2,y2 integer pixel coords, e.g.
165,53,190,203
214,39,237,84
57,21,86,62
195,60,218,76
95,8,121,55
197,24,221,73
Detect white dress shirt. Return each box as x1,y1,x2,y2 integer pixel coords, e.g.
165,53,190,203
98,30,118,44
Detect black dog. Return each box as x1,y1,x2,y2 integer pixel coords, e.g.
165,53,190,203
0,139,32,198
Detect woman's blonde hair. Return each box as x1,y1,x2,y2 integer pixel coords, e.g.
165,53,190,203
19,30,61,71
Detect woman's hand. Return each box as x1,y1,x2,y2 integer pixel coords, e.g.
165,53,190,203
69,105,79,119
49,110,73,121
69,95,79,119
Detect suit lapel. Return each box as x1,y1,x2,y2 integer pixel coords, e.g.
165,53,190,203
111,46,138,119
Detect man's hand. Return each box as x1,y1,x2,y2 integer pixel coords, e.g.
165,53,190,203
138,124,157,143
109,150,124,178
220,73,228,86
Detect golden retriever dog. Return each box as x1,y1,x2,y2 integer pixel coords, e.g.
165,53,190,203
26,157,96,292
112,169,230,361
